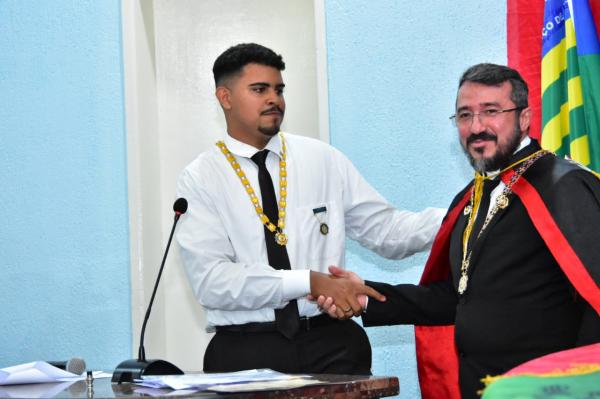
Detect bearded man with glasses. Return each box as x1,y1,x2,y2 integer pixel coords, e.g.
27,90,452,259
317,63,600,399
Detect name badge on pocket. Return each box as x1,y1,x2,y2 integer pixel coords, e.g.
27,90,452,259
312,206,329,235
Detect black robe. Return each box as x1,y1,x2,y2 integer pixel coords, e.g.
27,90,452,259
363,140,600,399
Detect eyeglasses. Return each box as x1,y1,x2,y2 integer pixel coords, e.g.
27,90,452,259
449,107,523,127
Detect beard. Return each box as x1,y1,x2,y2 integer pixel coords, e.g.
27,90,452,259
258,124,281,136
258,106,284,136
462,121,522,173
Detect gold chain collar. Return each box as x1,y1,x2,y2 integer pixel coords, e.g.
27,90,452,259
458,149,549,294
216,133,289,246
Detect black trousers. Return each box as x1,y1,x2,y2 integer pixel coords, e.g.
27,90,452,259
203,317,372,375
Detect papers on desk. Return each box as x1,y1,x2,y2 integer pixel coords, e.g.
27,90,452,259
0,381,76,399
0,362,84,386
134,387,200,397
137,369,324,392
207,377,325,393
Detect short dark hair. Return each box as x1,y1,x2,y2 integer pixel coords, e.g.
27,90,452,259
458,63,529,108
213,43,285,86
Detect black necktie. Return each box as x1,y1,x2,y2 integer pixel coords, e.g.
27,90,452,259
251,150,300,339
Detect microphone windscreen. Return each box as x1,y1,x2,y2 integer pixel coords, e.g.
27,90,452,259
66,357,86,375
173,198,188,214
48,357,86,375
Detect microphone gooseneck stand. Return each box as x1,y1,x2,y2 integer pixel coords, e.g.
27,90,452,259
112,199,188,383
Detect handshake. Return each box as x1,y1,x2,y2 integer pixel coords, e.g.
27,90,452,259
309,266,386,319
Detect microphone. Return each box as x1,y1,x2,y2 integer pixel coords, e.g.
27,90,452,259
112,198,188,383
48,358,86,375
173,197,188,216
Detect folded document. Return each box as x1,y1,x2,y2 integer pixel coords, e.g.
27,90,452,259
137,369,320,391
0,362,84,386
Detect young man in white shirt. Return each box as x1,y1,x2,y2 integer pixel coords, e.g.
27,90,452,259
176,43,444,374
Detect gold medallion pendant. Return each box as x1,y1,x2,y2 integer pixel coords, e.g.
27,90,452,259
458,275,468,295
496,194,509,209
458,257,470,294
275,231,288,246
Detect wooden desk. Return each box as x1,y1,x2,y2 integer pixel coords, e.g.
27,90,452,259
0,374,399,398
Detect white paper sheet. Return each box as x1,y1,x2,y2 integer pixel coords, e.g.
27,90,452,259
0,381,76,398
137,369,310,390
133,387,199,397
207,378,325,393
0,362,84,386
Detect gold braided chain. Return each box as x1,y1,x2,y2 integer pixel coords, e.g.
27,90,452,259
216,133,289,246
458,150,549,294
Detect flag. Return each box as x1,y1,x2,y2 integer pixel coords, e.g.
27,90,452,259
481,343,600,398
507,0,545,140
541,0,600,172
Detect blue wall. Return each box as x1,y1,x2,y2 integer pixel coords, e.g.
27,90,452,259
324,1,507,397
0,1,507,394
0,0,131,370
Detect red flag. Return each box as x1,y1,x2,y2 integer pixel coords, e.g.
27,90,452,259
507,0,544,140
591,0,600,39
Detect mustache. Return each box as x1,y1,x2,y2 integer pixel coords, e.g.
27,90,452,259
261,106,284,115
467,132,497,145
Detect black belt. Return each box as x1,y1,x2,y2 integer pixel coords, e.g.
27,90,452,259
215,314,339,334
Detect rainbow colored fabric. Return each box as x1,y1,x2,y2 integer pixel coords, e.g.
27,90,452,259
482,343,600,398
541,0,600,172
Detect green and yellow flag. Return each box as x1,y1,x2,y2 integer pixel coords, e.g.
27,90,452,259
541,0,600,172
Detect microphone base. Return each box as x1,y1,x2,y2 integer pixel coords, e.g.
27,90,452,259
111,359,184,383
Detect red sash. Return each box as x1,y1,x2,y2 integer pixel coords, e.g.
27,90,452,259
414,189,470,399
414,174,600,399
502,172,600,314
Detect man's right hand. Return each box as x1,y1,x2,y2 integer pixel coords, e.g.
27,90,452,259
309,266,385,319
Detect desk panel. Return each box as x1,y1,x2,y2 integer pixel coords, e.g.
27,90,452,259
0,374,399,398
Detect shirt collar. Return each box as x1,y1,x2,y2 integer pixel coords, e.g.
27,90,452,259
223,132,283,160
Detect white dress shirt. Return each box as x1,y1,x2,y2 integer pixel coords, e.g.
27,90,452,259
176,132,445,330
